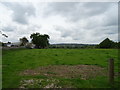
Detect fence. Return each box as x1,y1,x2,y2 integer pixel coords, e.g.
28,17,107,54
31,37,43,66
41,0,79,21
108,58,114,85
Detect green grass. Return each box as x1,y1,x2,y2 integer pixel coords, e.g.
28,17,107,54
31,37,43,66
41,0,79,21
2,49,119,88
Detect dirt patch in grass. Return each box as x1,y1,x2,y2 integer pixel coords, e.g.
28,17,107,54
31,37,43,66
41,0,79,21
19,78,62,88
20,65,107,80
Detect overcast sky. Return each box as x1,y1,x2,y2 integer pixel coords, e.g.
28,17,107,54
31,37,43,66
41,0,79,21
0,2,118,44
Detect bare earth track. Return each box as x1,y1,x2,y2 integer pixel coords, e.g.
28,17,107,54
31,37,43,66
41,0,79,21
19,65,108,88
20,65,107,80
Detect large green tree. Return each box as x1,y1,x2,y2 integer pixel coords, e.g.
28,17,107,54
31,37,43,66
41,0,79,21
20,37,29,46
99,38,115,48
30,33,50,48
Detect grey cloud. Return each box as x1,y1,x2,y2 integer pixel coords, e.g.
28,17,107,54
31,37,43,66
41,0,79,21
2,25,16,32
2,2,36,24
47,2,78,12
45,2,112,22
55,26,72,38
83,4,118,30
103,26,118,35
103,3,118,27
92,26,117,35
27,25,41,34
104,14,118,27
83,2,111,15
0,2,118,44
44,2,80,21
54,23,118,44
55,26,85,42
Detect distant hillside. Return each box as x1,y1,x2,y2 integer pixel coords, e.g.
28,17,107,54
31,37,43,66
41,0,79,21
50,43,97,48
51,43,97,45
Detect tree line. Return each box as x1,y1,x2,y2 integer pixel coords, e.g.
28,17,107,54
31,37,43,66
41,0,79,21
1,32,119,49
19,32,50,48
19,36,120,49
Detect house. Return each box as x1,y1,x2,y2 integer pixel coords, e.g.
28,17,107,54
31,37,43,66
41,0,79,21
25,42,35,49
6,42,21,47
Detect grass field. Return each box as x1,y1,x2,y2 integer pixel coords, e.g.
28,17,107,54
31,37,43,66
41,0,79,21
2,49,119,88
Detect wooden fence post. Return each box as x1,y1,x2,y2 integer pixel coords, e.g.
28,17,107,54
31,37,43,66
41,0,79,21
108,58,114,85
